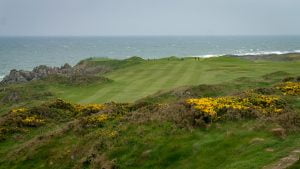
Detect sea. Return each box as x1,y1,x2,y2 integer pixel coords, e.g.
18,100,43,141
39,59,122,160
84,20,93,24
0,36,300,80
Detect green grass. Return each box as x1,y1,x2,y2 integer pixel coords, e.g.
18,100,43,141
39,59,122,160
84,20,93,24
2,120,299,169
0,56,299,169
289,159,300,169
109,121,300,169
50,57,300,103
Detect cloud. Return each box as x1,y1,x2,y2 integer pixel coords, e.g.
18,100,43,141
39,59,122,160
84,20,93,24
0,0,299,36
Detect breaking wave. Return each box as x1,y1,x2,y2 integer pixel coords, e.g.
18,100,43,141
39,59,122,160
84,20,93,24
0,75,5,81
194,50,300,58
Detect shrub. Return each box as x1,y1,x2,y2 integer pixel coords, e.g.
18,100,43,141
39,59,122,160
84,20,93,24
186,92,286,122
94,129,118,138
75,104,106,115
77,114,110,129
282,77,296,82
0,99,107,140
274,111,300,132
48,99,75,111
0,127,26,141
11,107,29,114
276,82,300,96
21,116,45,127
253,87,276,95
88,114,109,124
5,111,45,128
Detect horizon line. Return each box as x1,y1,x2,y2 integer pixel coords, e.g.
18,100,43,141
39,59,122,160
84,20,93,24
1,34,300,38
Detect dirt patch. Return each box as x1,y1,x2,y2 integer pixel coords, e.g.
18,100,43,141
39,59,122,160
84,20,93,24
263,149,300,169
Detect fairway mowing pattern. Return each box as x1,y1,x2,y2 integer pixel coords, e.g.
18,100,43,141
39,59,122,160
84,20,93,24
173,60,203,87
106,61,175,102
80,61,171,103
187,61,207,85
115,61,175,101
158,60,191,89
54,58,300,103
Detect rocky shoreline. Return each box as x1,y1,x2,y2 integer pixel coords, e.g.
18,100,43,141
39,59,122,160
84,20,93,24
0,63,75,84
0,60,110,84
2,53,300,85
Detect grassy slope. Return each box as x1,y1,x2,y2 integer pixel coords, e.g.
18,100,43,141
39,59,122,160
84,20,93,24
109,122,300,169
0,56,299,169
51,57,300,103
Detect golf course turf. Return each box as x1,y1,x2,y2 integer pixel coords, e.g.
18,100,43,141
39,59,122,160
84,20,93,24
52,56,300,103
0,55,299,169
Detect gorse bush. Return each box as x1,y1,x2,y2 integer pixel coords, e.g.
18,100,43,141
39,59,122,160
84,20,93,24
21,115,45,127
48,98,75,111
0,99,106,141
11,107,28,114
86,114,109,127
276,82,300,96
75,104,106,115
47,98,106,116
49,99,106,113
1,78,298,143
75,114,111,131
187,92,286,122
96,129,118,138
8,107,46,127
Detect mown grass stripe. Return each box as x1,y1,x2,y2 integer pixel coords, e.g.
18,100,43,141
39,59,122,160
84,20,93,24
80,62,166,103
121,61,177,99
185,60,206,85
158,61,188,89
150,60,187,92
108,61,176,102
54,58,300,103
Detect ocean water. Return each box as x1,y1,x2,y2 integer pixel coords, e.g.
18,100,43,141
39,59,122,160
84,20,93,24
0,36,300,79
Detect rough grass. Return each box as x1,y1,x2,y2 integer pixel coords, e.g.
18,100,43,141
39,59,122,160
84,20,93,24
0,76,299,169
50,57,300,103
0,56,299,169
289,159,300,169
1,120,300,169
108,122,300,169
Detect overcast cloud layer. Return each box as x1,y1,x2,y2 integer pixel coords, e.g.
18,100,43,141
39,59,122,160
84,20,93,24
0,0,300,36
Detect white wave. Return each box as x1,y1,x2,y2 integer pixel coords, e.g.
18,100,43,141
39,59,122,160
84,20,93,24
235,50,300,56
192,50,300,58
293,50,300,53
0,75,5,81
194,54,225,58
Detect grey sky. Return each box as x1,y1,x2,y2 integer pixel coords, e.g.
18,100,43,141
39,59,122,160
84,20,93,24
0,0,299,36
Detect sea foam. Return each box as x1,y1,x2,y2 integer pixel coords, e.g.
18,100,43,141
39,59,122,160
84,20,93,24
0,75,5,81
236,50,300,56
194,50,300,58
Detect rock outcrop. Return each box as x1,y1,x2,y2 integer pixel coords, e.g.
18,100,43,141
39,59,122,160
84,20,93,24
1,63,75,84
0,61,113,85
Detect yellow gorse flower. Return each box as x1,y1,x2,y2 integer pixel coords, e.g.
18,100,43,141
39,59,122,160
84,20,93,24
276,82,300,96
87,114,109,125
21,116,45,126
11,108,28,114
187,93,282,119
95,129,118,138
75,104,106,113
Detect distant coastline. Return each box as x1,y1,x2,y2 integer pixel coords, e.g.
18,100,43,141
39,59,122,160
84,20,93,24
1,52,300,82
1,36,300,80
